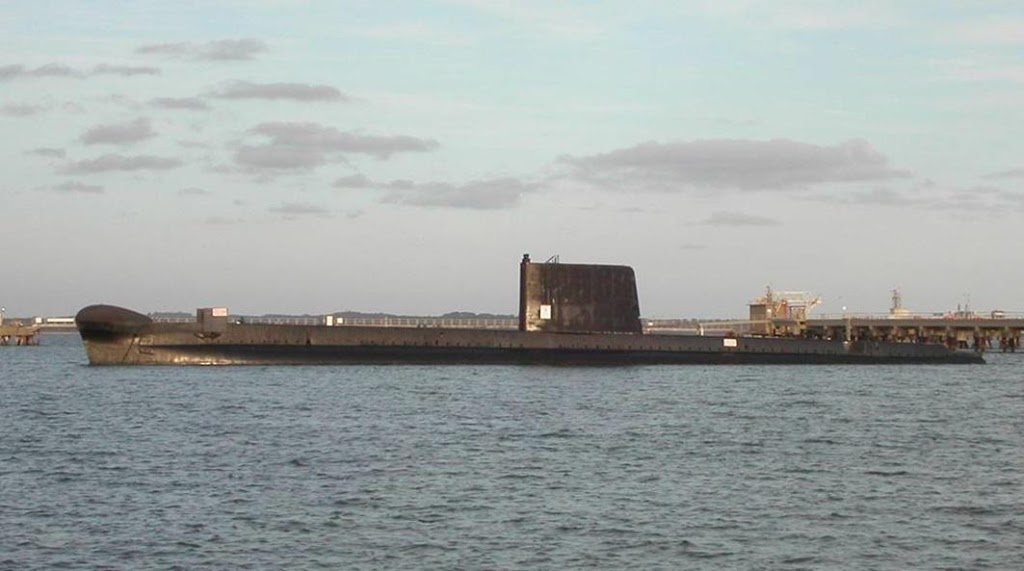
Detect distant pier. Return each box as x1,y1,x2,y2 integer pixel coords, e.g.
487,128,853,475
803,316,1022,352
643,316,1023,352
0,323,41,346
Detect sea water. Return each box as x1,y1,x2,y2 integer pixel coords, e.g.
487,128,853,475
2,334,1022,570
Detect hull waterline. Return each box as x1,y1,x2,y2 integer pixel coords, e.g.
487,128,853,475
75,305,984,366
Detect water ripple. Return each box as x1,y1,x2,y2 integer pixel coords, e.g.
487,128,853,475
1,339,1023,569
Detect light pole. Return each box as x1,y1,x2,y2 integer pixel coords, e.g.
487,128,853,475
1,307,5,327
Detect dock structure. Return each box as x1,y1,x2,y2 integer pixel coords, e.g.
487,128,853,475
643,316,1023,352
740,286,1023,352
0,323,41,346
801,316,1022,352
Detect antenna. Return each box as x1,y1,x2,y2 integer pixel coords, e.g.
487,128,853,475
891,288,902,313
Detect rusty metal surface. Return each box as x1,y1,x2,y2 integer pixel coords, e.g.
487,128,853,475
519,255,642,334
75,309,983,366
75,304,153,335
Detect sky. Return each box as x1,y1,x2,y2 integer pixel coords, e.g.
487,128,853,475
2,0,1023,319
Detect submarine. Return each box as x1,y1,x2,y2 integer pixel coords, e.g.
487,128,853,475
75,255,984,365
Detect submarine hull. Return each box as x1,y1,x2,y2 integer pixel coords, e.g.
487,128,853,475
76,305,984,366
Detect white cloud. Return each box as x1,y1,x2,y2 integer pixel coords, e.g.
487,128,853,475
59,154,183,174
80,118,156,145
333,174,373,188
380,177,535,209
0,63,78,80
234,122,440,172
984,168,1024,180
136,38,268,61
209,80,350,102
561,138,910,192
0,63,159,80
235,144,327,170
53,181,104,194
1,104,44,116
25,148,66,158
150,97,210,111
335,174,535,209
91,64,160,77
837,186,920,206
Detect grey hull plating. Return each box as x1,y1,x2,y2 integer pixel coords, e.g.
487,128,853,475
75,305,984,366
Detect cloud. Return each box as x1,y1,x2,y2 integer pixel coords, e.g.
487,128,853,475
91,64,160,77
1,104,44,116
235,145,328,170
136,38,268,61
385,178,535,209
332,174,373,188
0,63,77,80
964,186,1024,208
984,168,1024,180
699,211,780,226
59,154,183,174
80,118,156,145
934,186,1020,213
209,80,349,102
234,122,439,171
0,63,158,80
841,187,919,206
201,38,268,60
150,97,210,111
253,123,439,157
135,42,190,56
53,181,103,194
339,174,535,209
25,147,66,158
269,202,331,217
807,180,1024,213
560,138,910,192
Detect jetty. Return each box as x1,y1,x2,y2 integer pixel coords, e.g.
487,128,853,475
644,288,1022,353
0,323,41,346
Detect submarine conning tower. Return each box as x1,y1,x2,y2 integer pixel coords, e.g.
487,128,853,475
518,254,643,334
